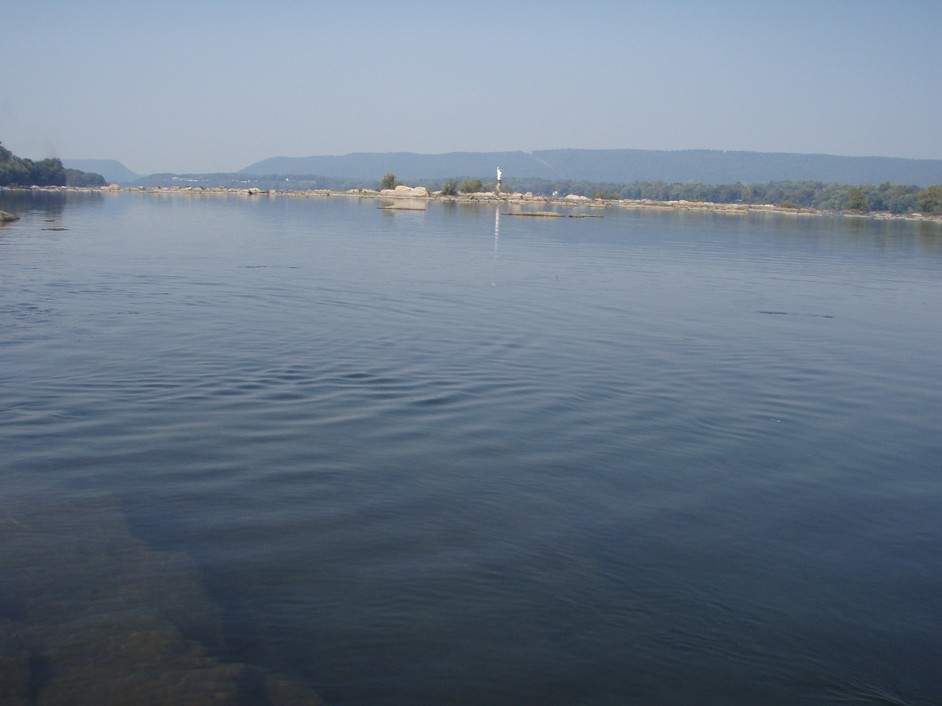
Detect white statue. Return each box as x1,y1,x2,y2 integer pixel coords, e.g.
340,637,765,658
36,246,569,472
496,168,502,181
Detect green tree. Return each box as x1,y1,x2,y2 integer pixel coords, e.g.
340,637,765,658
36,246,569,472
885,184,919,214
917,185,942,215
459,178,483,193
844,186,870,212
66,168,106,187
380,172,397,190
0,142,92,187
29,158,67,186
441,178,458,196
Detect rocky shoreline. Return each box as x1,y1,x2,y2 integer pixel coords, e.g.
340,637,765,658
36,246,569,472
3,184,941,224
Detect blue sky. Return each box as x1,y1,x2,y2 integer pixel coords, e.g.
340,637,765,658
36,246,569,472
3,0,940,174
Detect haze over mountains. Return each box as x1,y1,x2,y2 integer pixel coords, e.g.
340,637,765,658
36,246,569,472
62,159,140,184
67,149,942,187
242,149,942,187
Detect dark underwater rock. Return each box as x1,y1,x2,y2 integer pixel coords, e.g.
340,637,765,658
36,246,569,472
0,482,323,706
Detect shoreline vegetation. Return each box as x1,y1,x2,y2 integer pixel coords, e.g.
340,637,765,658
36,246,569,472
4,141,941,221
0,142,105,189
4,183,942,224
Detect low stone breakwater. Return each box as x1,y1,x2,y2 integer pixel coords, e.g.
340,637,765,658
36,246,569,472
4,184,941,223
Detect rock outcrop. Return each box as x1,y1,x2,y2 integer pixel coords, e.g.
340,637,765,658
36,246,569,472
381,184,429,197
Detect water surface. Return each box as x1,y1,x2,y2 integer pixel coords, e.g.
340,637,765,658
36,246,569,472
2,191,941,705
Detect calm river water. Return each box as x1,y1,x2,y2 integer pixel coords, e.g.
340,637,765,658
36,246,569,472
2,190,941,705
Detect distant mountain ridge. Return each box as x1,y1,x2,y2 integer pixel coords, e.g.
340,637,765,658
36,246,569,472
241,149,942,187
62,159,139,184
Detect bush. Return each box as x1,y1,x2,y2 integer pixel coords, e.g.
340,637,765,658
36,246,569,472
917,185,942,215
380,172,397,190
441,178,458,196
459,178,483,193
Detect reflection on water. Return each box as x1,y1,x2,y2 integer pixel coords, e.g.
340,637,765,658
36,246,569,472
0,477,322,706
377,197,428,211
1,192,941,705
0,189,103,223
494,207,500,255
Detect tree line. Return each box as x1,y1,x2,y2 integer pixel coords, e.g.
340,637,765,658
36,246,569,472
493,177,942,215
44,155,940,216
384,172,941,215
0,141,105,187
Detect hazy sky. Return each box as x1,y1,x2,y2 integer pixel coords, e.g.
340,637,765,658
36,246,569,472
3,0,940,174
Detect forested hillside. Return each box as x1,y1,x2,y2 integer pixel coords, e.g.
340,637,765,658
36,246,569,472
241,148,942,188
0,142,104,187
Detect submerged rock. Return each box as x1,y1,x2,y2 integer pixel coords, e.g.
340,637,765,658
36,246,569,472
0,210,20,223
0,482,323,706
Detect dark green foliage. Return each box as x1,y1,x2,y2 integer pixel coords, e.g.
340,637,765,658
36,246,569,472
459,178,483,193
917,185,942,215
872,182,919,214
501,176,933,216
65,168,106,187
0,142,65,186
380,172,398,190
441,178,458,196
0,141,103,187
844,186,870,212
